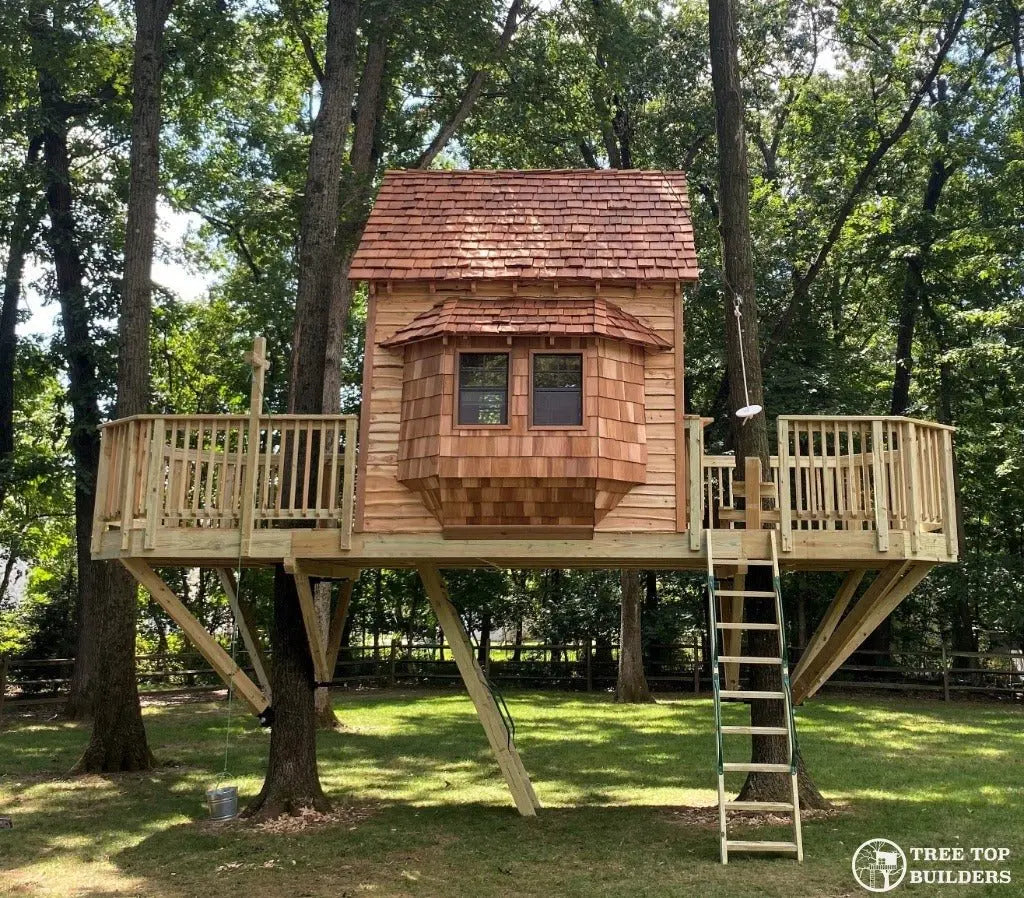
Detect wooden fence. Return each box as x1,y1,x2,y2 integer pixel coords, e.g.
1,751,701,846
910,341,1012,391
3,642,1020,715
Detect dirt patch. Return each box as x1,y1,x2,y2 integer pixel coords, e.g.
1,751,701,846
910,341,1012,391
665,803,846,829
204,804,379,836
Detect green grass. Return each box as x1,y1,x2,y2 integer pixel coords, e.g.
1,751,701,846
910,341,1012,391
1,690,1022,897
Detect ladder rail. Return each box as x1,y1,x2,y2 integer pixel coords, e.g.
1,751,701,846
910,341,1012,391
708,529,804,865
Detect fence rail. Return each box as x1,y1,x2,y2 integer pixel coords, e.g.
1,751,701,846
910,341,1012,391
3,641,1019,714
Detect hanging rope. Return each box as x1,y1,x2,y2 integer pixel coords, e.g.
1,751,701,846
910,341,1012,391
732,293,763,424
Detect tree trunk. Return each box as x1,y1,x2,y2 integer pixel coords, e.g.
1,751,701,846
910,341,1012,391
247,0,359,819
29,12,112,723
72,0,173,768
0,138,44,507
244,567,330,819
616,570,653,703
707,0,827,808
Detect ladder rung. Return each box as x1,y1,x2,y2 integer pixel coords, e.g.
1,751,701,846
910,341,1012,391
716,622,779,630
726,840,799,853
720,725,789,735
723,762,792,773
725,800,794,812
717,508,782,522
714,589,777,598
718,655,782,664
719,690,786,700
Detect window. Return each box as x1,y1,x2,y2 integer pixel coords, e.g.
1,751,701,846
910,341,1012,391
532,353,583,426
457,353,509,425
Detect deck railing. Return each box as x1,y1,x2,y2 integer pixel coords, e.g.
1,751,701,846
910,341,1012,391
697,415,957,556
91,413,358,553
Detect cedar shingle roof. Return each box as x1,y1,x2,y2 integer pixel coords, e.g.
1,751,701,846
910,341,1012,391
349,169,698,282
380,297,671,350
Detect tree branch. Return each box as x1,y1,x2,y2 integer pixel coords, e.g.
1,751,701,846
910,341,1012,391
416,0,525,167
765,0,971,360
280,0,325,86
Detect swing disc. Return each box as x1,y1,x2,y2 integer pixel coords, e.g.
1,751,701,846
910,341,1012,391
735,404,763,420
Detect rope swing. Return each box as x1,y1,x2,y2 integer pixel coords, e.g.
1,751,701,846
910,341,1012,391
732,293,763,424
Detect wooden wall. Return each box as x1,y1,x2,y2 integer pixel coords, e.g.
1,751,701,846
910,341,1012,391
355,279,684,534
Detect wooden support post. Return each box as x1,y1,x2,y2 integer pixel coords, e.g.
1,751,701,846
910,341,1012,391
121,559,268,715
778,418,793,551
326,579,355,678
941,643,950,702
902,422,922,554
91,428,112,555
241,337,268,557
144,418,166,549
216,568,272,700
871,420,890,552
288,561,331,684
791,563,932,704
340,417,357,550
941,429,958,558
790,569,865,685
688,418,703,551
120,419,139,550
742,457,763,534
418,565,541,817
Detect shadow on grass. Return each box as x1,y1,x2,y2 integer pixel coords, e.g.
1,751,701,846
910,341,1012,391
2,690,1022,897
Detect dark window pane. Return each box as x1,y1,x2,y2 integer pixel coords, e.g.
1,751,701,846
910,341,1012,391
532,353,583,426
458,353,508,425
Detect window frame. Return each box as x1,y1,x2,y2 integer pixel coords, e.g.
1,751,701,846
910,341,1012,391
528,349,587,430
454,349,512,430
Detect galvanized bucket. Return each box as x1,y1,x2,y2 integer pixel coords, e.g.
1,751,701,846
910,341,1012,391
206,786,238,821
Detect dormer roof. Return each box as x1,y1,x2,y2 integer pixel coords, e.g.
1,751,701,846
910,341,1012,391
380,296,671,350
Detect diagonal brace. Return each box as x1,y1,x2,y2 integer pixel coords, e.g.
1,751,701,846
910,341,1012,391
122,559,268,715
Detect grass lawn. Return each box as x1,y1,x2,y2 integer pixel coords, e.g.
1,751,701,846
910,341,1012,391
1,689,1022,897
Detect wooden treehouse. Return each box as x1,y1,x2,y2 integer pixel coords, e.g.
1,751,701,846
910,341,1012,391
92,170,958,854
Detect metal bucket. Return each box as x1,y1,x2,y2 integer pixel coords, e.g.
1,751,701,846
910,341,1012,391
206,786,238,821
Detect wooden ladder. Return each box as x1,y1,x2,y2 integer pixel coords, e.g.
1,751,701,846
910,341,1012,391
707,530,804,864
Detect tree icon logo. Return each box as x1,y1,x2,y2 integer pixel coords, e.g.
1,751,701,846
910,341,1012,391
852,839,908,892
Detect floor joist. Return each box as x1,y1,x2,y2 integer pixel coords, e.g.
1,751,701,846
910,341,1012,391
791,562,933,704
216,568,272,700
418,565,541,817
121,559,268,715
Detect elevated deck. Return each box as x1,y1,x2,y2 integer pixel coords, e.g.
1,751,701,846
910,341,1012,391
91,412,957,571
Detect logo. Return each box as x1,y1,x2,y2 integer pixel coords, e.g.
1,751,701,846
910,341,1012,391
853,839,908,892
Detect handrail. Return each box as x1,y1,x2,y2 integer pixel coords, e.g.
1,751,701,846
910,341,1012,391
92,412,358,552
698,415,957,558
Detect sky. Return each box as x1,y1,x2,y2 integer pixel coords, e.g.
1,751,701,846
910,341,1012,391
25,203,212,339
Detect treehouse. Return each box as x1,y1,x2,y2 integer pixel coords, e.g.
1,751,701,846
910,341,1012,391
91,169,959,856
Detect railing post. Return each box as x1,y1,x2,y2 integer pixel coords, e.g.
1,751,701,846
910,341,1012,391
940,429,959,559
340,417,356,550
901,421,922,555
871,419,889,552
688,417,703,551
91,427,111,556
120,419,139,550
777,417,793,551
241,337,268,557
144,418,165,549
